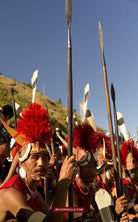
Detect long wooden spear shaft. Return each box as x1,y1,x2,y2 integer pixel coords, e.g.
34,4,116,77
98,22,118,175
11,88,17,129
111,83,123,197
65,0,73,220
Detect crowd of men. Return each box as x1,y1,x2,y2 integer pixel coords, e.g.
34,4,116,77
0,102,137,222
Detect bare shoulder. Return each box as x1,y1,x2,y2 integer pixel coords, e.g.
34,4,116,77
0,187,32,217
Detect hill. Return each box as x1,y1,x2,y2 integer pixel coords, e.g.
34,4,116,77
0,75,81,137
0,75,104,136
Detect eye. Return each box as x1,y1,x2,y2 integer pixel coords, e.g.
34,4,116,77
30,154,39,160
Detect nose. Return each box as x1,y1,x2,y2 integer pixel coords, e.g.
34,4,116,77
89,167,96,176
37,156,43,166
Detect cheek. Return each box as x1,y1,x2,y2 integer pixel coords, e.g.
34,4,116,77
23,159,36,171
43,159,50,169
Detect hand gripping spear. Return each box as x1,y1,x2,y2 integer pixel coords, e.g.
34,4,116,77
111,83,123,197
98,22,119,188
65,0,73,220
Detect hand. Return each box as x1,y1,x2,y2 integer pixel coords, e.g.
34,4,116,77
58,156,77,186
49,154,58,167
115,195,128,215
120,212,129,222
128,213,136,222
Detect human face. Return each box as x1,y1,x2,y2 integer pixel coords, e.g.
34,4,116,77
23,151,50,179
0,143,10,164
78,157,97,185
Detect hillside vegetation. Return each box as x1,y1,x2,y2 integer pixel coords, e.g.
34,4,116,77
0,75,104,136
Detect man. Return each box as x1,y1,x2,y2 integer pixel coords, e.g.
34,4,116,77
70,123,102,221
0,103,77,222
96,132,115,192
112,141,138,221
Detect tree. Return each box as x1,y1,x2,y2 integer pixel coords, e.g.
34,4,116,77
58,98,62,104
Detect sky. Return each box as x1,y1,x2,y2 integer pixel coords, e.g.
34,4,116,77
0,0,138,138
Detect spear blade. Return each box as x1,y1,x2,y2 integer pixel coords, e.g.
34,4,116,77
65,0,72,27
99,22,103,53
111,83,115,102
99,21,105,67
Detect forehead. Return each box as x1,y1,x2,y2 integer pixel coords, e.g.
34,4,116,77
29,151,50,157
79,157,97,169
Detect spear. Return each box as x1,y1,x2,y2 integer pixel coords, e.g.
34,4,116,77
98,22,118,180
65,0,72,158
65,0,73,220
111,83,123,197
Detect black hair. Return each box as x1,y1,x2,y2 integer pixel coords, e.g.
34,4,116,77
0,132,11,145
2,105,13,119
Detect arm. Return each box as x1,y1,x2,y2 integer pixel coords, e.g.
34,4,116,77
44,156,77,221
1,152,19,185
0,156,77,222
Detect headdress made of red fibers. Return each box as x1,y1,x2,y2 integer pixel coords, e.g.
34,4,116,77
120,141,138,167
72,123,99,153
17,103,52,148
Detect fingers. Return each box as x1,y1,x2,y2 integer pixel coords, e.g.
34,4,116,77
120,212,129,222
58,155,77,183
66,155,76,162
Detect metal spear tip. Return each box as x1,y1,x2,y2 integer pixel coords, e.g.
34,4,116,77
98,21,104,51
65,0,72,27
111,83,115,101
98,21,101,30
98,21,103,37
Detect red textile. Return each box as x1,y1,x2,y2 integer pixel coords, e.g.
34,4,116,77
0,175,40,211
96,179,110,193
73,178,92,212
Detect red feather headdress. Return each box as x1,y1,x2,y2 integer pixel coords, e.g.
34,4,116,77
120,141,138,169
72,123,99,165
73,123,99,153
17,103,52,161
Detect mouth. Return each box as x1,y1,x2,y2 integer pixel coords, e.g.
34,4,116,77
34,168,46,176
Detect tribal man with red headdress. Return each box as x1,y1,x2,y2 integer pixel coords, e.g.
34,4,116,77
95,132,115,193
0,103,77,222
112,141,138,221
69,123,102,222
